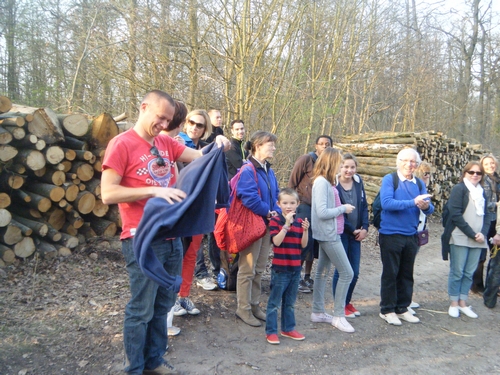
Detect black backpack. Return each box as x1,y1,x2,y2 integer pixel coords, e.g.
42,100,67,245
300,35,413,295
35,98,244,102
372,172,424,229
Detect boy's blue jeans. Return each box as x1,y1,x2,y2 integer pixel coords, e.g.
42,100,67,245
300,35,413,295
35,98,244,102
265,269,301,334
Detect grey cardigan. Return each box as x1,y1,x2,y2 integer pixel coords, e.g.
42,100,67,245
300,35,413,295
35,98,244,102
311,176,347,242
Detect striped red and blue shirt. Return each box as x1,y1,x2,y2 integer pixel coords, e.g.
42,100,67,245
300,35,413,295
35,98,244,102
269,215,304,272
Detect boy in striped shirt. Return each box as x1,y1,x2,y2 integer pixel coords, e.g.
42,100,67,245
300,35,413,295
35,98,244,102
266,188,310,344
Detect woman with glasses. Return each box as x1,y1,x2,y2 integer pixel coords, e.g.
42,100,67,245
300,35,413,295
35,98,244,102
471,154,500,293
441,161,491,319
173,109,217,317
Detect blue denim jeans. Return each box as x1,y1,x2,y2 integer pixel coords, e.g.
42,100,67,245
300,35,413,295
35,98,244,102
379,234,418,314
448,244,482,302
265,269,301,334
195,232,221,279
332,233,361,305
312,240,353,317
122,237,182,375
484,251,500,308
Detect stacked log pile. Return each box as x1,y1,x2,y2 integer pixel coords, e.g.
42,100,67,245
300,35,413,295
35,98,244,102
336,131,486,213
0,95,121,266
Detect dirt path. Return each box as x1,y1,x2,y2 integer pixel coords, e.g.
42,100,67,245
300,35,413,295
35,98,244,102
1,219,499,375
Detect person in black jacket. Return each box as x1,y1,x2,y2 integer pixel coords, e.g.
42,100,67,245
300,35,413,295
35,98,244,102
334,153,369,318
206,109,224,143
225,119,248,180
441,161,491,319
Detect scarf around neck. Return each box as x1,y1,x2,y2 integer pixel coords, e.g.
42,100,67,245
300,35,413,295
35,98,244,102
463,178,485,216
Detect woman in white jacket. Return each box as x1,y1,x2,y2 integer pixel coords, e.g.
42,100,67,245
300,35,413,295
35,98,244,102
310,147,356,333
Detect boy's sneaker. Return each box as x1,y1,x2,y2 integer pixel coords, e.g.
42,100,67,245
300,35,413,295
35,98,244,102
346,303,360,316
266,333,280,344
304,277,314,290
167,326,181,336
298,280,311,293
179,297,200,315
196,276,217,291
311,312,333,323
143,361,177,374
344,307,356,318
281,330,305,340
172,299,187,316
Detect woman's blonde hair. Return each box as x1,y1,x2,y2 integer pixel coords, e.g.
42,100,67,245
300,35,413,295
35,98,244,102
312,147,342,185
183,109,212,141
415,161,431,179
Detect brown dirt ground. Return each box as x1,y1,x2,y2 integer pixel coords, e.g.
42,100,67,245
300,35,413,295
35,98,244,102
1,217,499,375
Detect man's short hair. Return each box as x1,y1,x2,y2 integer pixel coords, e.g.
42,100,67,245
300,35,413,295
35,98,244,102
315,135,333,145
230,119,244,128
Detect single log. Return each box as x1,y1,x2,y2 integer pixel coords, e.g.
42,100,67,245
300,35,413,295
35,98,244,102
0,243,15,263
35,169,65,186
0,208,12,227
356,165,397,178
28,107,65,144
70,161,94,181
0,259,5,267
89,113,118,149
73,191,95,214
54,244,71,257
45,223,62,242
33,166,46,177
11,189,31,203
8,205,42,219
85,179,101,197
90,218,117,237
0,224,23,245
9,219,32,236
63,183,79,202
74,150,94,161
58,113,90,138
13,237,35,258
0,145,18,162
0,111,34,122
58,160,72,172
104,204,121,227
61,222,78,236
3,125,26,140
0,170,24,190
355,156,397,166
65,208,84,229
0,127,13,144
79,223,97,239
0,116,25,127
18,190,51,212
0,193,11,209
61,136,88,151
62,148,76,161
14,149,45,171
44,145,65,165
43,207,65,230
11,214,48,237
35,239,58,259
113,112,127,122
10,164,26,174
0,96,12,113
25,182,65,202
9,134,39,150
58,232,79,248
92,199,109,217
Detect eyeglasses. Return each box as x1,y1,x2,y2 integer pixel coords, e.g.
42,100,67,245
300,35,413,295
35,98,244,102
187,119,205,129
399,159,418,165
423,172,431,176
466,170,483,176
150,146,165,166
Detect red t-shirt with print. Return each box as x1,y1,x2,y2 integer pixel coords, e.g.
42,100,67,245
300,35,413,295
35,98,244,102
102,129,186,239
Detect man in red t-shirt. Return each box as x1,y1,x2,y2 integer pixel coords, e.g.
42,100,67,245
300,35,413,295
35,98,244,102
102,90,229,375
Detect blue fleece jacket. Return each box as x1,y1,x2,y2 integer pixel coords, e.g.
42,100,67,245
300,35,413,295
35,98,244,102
133,143,229,291
379,172,434,236
236,157,281,221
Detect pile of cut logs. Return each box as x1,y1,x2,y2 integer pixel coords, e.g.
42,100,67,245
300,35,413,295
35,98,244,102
336,131,486,213
0,95,123,266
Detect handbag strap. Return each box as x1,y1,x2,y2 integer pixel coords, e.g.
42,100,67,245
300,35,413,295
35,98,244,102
232,162,262,199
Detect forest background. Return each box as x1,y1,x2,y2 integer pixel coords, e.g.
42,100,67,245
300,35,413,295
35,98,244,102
1,0,500,183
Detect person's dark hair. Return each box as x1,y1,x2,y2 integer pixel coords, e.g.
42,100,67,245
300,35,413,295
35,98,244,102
230,119,244,128
278,187,299,203
316,135,333,145
248,131,277,154
461,161,484,184
166,100,188,131
141,90,175,107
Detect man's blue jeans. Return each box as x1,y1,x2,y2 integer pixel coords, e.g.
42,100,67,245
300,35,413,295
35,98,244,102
333,233,361,305
122,237,182,375
265,269,301,335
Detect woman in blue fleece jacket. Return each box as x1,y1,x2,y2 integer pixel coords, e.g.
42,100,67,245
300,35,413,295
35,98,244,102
235,131,281,327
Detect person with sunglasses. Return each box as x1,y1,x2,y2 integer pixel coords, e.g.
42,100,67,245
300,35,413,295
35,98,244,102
471,154,500,293
441,161,491,319
101,91,229,375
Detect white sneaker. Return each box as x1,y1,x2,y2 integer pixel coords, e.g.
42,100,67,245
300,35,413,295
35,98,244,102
196,277,217,291
410,301,420,308
311,312,333,323
331,316,355,333
448,305,459,318
167,326,181,336
458,305,478,318
172,299,187,316
379,312,402,326
407,307,416,315
397,311,420,323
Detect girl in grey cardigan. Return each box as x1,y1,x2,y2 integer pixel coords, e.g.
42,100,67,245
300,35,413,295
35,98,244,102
310,148,356,333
